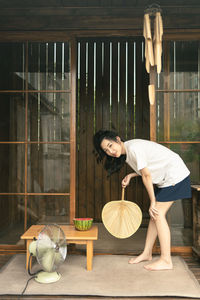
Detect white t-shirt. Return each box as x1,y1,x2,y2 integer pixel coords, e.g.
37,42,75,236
124,139,190,188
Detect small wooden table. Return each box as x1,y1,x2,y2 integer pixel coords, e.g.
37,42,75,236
21,225,98,271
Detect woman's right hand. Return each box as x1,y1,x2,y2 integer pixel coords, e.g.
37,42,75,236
122,173,137,188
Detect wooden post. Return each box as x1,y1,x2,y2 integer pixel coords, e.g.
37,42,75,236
150,66,156,141
70,38,76,224
163,42,170,142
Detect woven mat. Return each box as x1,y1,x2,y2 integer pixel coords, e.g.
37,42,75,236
0,254,200,297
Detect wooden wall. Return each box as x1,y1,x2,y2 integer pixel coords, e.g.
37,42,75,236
0,0,199,35
76,37,150,221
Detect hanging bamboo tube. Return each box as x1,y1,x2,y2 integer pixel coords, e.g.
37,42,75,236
154,12,163,73
145,42,150,73
144,13,152,39
144,24,150,73
148,84,155,105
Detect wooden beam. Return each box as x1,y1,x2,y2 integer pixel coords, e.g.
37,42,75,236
0,244,25,253
0,0,199,8
0,16,199,31
0,6,199,31
0,29,199,43
153,246,193,255
0,7,199,17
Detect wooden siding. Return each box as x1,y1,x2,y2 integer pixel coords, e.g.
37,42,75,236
0,0,199,33
76,38,150,221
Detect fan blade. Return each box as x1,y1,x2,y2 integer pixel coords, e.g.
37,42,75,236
36,224,67,272
49,225,61,243
37,234,54,249
41,249,55,272
54,250,65,265
47,225,65,246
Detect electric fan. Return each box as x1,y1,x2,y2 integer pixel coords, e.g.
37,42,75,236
28,224,67,284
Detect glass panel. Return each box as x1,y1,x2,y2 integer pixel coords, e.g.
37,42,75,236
27,195,70,226
0,196,24,244
28,93,70,142
156,92,200,141
0,144,25,193
27,144,70,193
163,143,200,184
0,93,25,141
28,42,71,90
155,41,199,248
157,41,199,90
170,198,193,246
0,43,26,90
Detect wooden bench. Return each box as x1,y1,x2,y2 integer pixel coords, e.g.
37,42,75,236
21,224,98,271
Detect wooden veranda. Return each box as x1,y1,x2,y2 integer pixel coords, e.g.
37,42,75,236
0,3,199,294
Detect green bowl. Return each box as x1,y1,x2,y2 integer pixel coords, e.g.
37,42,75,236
73,218,93,231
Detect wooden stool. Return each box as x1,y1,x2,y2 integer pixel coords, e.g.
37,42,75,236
21,224,98,271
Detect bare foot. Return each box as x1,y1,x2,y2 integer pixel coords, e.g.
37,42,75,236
144,258,173,271
128,253,152,264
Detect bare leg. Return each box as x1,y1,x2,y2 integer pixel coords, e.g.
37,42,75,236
144,201,174,271
129,218,157,264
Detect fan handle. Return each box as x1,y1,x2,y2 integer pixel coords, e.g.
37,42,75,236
121,187,125,201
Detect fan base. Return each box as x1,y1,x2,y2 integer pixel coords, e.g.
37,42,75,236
35,271,61,283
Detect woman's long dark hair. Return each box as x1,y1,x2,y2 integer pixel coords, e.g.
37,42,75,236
93,130,126,176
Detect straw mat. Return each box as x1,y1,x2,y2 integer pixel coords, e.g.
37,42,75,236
0,254,200,297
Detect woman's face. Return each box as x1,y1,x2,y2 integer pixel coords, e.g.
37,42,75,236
101,137,123,157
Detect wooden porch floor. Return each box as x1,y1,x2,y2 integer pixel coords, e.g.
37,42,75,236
0,253,199,300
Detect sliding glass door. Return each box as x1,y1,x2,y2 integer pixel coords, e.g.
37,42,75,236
151,41,200,247
0,41,76,248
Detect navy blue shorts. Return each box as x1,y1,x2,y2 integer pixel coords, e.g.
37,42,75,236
154,176,191,202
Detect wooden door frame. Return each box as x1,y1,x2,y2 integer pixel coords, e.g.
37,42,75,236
150,38,200,254
0,36,77,253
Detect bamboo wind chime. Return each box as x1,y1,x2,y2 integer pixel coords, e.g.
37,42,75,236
143,4,163,105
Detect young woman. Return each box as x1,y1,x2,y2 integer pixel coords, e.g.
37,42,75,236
93,130,191,271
